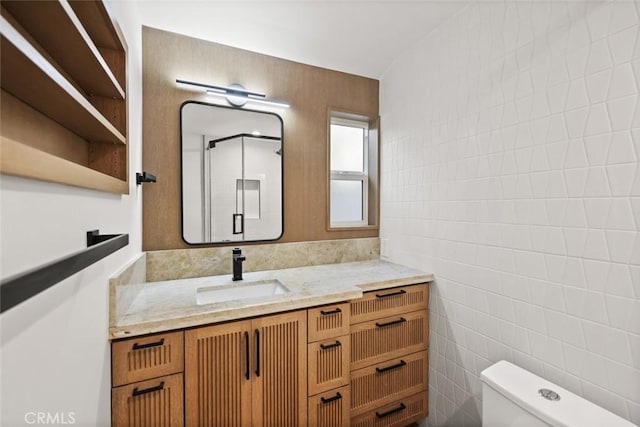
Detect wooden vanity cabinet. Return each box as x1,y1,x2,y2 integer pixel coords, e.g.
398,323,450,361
184,311,307,427
111,283,431,426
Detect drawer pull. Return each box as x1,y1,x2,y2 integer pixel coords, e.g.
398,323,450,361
255,329,260,377
320,392,342,404
320,307,342,316
320,340,341,350
244,331,250,380
132,381,164,397
375,317,406,328
132,338,164,350
376,402,406,418
375,289,407,298
376,359,406,373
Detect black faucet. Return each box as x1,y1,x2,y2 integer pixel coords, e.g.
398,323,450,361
232,248,246,281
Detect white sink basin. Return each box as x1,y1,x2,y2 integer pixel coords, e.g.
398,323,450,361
196,279,289,305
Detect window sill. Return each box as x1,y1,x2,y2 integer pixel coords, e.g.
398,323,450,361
327,224,379,232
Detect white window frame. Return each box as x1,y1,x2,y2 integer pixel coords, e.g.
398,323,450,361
329,116,369,228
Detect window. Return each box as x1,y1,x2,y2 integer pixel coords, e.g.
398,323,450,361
329,115,370,227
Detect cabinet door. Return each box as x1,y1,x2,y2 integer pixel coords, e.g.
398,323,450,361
251,311,308,427
112,373,183,427
185,320,252,427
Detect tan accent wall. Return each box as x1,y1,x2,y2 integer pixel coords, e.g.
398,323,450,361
142,27,379,250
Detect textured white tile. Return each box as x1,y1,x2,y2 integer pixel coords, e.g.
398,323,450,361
528,330,565,369
584,198,612,229
566,78,590,109
562,257,587,288
584,167,611,197
567,45,591,78
607,131,637,165
544,309,585,348
605,263,635,298
564,139,589,168
607,163,637,196
586,39,613,76
584,134,611,166
583,320,633,365
563,343,609,388
583,229,610,261
608,26,638,65
585,103,612,136
605,295,640,335
608,2,639,35
564,107,589,138
586,69,612,103
608,64,638,100
547,82,570,114
586,2,613,42
563,168,588,197
563,200,588,228
606,199,637,231
380,3,640,424
563,287,609,324
583,259,610,292
606,230,637,263
546,141,568,169
608,95,637,131
604,359,640,401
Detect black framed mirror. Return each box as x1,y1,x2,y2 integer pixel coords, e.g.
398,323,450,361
180,101,284,244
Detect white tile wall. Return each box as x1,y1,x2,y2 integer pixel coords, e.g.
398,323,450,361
380,2,640,426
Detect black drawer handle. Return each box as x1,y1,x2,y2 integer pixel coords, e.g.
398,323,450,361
320,341,341,350
132,338,164,350
375,289,406,298
132,381,164,397
320,392,342,404
244,331,250,380
376,359,406,373
320,308,342,316
375,317,406,328
376,403,406,418
255,329,260,377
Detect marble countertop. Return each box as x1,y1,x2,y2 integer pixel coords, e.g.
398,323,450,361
110,259,433,339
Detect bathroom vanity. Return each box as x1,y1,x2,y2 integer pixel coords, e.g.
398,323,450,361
109,259,432,427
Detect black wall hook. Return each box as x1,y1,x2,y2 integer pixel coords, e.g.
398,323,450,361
136,171,156,185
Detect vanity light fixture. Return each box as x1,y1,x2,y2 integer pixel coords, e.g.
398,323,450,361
176,79,290,108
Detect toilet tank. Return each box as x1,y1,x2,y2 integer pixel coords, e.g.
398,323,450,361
481,361,636,427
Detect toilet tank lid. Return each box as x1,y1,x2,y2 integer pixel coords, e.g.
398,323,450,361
481,361,635,427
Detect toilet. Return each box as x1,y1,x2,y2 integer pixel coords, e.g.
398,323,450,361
481,361,636,427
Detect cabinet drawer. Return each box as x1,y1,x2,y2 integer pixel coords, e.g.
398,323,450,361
112,373,184,427
350,284,428,324
308,303,350,342
308,385,350,427
350,310,428,370
351,351,427,416
112,331,184,386
350,391,428,427
308,335,350,395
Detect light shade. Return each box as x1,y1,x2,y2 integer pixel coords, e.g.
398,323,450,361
176,79,289,108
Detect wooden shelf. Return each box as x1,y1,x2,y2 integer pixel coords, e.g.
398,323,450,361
1,15,125,144
0,0,128,194
1,137,127,194
2,1,124,100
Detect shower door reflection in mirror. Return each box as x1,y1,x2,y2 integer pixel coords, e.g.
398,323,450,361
180,101,283,244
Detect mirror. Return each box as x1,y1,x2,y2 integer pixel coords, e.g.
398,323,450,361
180,101,283,244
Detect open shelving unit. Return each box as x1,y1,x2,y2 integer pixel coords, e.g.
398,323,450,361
0,0,128,194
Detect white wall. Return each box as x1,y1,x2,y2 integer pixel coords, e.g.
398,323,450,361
380,2,640,426
0,1,143,425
